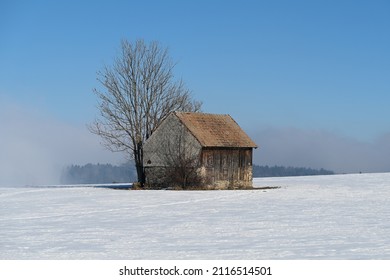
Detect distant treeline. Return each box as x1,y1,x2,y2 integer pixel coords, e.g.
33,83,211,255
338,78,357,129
61,163,334,184
61,163,137,184
252,165,334,177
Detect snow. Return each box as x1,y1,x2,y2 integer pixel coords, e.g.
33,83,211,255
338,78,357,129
1,173,390,259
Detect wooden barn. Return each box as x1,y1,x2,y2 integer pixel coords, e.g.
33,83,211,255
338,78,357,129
143,112,258,189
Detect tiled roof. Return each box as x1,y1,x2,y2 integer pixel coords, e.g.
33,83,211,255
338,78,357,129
174,112,257,148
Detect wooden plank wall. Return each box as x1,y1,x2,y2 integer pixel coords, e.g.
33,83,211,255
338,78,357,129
201,148,253,188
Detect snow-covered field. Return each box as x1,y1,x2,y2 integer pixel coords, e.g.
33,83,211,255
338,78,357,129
1,173,390,259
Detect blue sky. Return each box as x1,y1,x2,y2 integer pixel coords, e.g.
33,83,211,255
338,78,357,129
1,0,390,184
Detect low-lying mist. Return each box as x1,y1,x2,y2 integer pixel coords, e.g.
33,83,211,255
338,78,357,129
2,99,390,187
0,100,123,187
252,126,390,174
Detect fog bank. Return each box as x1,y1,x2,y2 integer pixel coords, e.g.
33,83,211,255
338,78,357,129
252,127,390,174
0,101,123,187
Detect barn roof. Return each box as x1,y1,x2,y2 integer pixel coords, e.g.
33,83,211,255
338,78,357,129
174,112,258,148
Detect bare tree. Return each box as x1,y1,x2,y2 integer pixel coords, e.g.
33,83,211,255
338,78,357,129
89,39,202,185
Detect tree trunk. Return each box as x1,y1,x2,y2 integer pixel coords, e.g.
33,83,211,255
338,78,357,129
134,142,145,186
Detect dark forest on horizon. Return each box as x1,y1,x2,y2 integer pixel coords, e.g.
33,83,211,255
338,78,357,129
61,163,334,184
